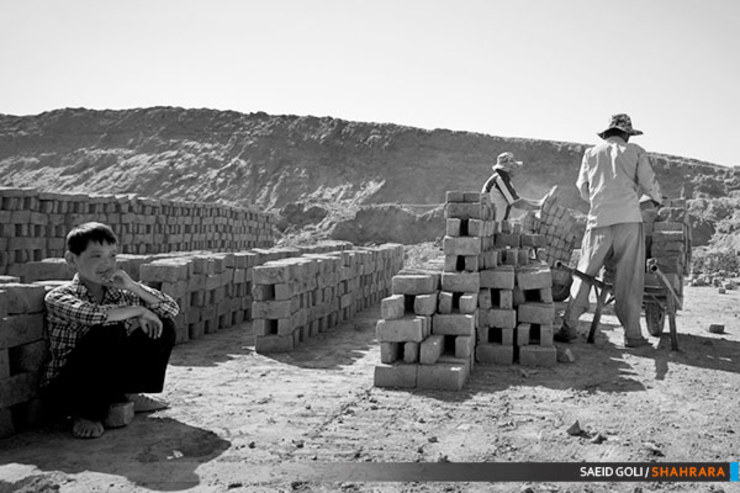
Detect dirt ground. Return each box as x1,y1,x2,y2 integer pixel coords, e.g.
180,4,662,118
0,283,738,493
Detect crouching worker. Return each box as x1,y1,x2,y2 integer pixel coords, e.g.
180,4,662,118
41,222,180,439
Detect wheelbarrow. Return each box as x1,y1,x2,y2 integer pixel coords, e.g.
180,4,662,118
553,258,681,350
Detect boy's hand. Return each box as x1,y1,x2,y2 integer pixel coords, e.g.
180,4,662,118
138,308,163,339
103,269,136,291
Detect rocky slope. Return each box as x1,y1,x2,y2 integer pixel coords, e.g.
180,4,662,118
1,107,737,245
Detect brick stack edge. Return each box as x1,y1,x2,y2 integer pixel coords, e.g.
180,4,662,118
0,187,276,276
375,191,561,391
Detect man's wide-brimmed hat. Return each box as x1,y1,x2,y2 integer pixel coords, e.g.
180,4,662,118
494,152,523,168
597,113,643,139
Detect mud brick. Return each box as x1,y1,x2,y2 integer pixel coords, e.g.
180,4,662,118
437,291,453,314
403,342,419,363
478,289,492,310
444,236,482,256
459,293,478,314
255,334,294,353
376,317,429,342
476,344,514,365
519,345,557,367
374,363,418,388
501,248,519,266
485,309,517,329
274,283,294,300
251,300,292,319
252,319,276,337
480,250,499,270
534,325,554,346
441,272,479,293
380,342,402,363
432,314,475,336
466,219,485,237
445,191,466,203
539,287,553,303
445,202,485,220
480,266,515,289
462,192,481,202
517,302,555,325
446,219,462,237
491,289,513,310
413,293,438,316
381,294,405,319
517,248,531,265
8,237,46,251
417,356,469,391
455,335,475,358
392,275,436,295
0,314,44,349
521,234,548,248
0,349,8,379
516,323,531,347
252,263,292,285
516,265,552,290
139,261,189,283
9,340,48,374
1,284,46,315
0,372,39,408
420,335,444,364
495,233,521,248
461,255,478,272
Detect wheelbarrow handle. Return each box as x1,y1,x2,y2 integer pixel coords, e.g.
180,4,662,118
553,261,609,290
646,258,683,310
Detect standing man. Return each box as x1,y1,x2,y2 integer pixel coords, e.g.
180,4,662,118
554,114,663,348
482,151,547,221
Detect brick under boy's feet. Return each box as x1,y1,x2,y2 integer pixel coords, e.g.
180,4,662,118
126,393,169,413
105,401,135,428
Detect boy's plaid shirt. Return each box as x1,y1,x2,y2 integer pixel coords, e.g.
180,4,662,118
42,274,180,386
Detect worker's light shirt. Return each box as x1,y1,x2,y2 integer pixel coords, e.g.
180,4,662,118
577,136,663,228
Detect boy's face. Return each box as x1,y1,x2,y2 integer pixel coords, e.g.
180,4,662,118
66,241,118,285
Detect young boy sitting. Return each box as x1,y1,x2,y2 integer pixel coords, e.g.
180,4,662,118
42,222,180,439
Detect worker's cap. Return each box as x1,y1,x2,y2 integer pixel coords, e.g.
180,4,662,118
597,113,643,139
494,152,523,168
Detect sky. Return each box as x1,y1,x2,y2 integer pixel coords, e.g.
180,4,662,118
1,0,738,167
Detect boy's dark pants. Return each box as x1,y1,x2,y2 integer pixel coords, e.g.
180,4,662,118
44,318,176,422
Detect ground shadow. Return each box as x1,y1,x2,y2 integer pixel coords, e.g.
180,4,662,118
653,332,740,380
168,324,255,367
0,416,230,492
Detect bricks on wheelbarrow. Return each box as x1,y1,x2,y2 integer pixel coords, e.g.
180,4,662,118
417,356,469,391
519,345,557,367
374,363,418,389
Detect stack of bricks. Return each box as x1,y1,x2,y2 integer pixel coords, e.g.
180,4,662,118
253,244,405,354
0,187,275,275
0,279,48,437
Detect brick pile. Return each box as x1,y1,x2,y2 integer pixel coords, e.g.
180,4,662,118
0,187,275,275
0,279,49,437
375,191,563,391
519,193,585,268
645,198,692,299
252,245,404,353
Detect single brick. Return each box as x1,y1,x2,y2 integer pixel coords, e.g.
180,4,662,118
446,219,462,237
0,372,39,408
484,309,517,329
516,323,531,346
519,345,557,367
437,291,453,314
455,335,475,359
480,267,515,289
441,273,480,293
445,191,466,203
467,219,486,237
463,192,481,203
255,334,294,353
476,344,514,365
414,293,438,316
432,314,476,336
420,335,444,364
0,314,45,349
495,233,521,248
443,255,460,273
416,357,469,391
445,202,484,220
251,300,292,319
517,303,555,325
9,340,48,374
478,289,492,310
517,265,552,291
3,284,46,315
464,255,480,272
376,317,429,342
458,294,478,314
404,342,420,363
374,363,418,388
443,237,482,256
381,294,406,320
392,275,436,295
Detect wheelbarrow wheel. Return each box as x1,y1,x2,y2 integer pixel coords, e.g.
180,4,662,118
645,302,665,336
551,267,573,302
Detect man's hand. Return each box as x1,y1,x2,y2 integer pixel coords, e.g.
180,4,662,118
137,308,163,339
102,269,136,291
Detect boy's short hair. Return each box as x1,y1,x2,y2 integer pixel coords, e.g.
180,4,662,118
66,222,118,255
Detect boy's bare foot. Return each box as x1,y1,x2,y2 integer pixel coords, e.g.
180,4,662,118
125,393,169,413
72,418,104,439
